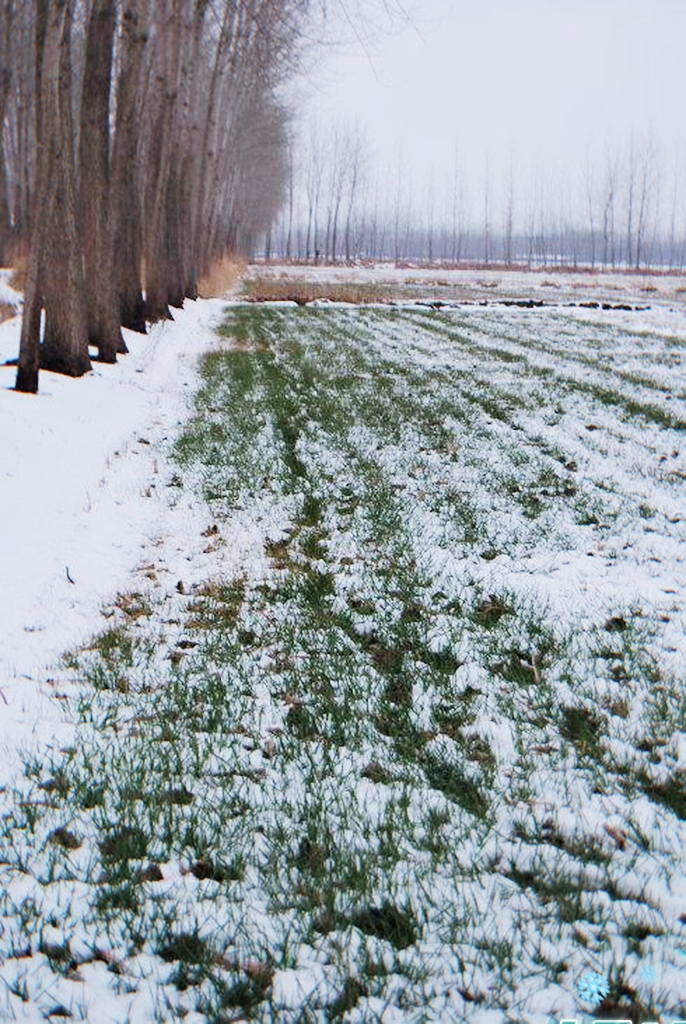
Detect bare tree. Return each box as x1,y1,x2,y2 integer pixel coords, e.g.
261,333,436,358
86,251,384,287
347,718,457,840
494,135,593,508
482,156,491,265
39,0,91,376
15,0,308,391
323,124,347,261
303,121,324,260
583,147,597,269
602,152,618,269
634,140,658,270
342,122,365,262
80,0,126,361
17,0,91,390
0,0,15,262
502,153,515,266
625,140,636,269
424,172,435,263
447,141,466,264
667,150,680,270
14,0,47,394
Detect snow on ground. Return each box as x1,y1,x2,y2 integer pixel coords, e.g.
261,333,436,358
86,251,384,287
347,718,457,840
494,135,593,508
0,266,685,1022
0,291,233,795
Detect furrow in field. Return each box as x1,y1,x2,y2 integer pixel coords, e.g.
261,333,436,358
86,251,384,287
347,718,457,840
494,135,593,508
394,307,686,429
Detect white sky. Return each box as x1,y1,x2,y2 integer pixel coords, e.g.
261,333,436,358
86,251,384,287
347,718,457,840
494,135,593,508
304,0,686,224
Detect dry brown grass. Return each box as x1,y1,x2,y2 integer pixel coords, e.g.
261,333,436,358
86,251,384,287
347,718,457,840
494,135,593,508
197,255,246,298
8,253,28,295
242,278,404,305
0,301,16,322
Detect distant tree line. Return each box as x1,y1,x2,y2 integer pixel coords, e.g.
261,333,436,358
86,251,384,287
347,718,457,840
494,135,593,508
268,125,686,271
1,0,306,392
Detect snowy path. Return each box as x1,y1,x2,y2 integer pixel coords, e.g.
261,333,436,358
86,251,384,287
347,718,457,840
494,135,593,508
0,297,229,792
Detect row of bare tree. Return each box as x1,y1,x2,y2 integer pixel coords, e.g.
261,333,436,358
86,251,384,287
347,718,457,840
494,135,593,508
272,125,686,270
0,0,305,392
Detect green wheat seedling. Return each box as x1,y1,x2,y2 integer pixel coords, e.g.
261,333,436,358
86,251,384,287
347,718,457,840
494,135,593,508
1,303,684,1021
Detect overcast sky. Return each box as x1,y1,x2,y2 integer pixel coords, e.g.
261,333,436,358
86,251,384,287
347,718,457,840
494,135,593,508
303,0,686,223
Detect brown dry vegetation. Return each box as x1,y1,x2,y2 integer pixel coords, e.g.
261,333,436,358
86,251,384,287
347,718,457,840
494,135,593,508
242,277,407,304
7,254,28,295
197,256,246,299
0,301,17,322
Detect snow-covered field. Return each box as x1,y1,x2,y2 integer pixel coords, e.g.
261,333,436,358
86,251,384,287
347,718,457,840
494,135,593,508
247,261,686,308
0,267,685,1023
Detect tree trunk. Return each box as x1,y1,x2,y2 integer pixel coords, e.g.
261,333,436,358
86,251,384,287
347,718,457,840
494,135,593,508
39,0,91,376
0,0,15,263
161,154,186,309
15,0,49,393
0,152,12,264
142,0,182,323
176,1,208,299
15,244,42,392
111,0,150,333
80,0,126,361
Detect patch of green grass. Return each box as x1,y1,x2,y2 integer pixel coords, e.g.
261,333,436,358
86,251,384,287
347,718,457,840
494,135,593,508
424,754,492,820
639,774,686,821
349,901,419,950
472,593,513,629
98,824,149,862
88,627,134,667
185,578,246,631
559,705,607,759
